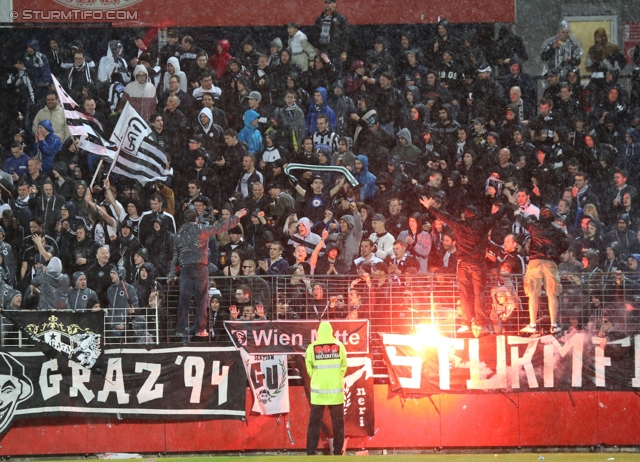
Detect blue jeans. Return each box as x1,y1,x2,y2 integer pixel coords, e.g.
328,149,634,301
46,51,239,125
176,264,209,333
457,261,488,326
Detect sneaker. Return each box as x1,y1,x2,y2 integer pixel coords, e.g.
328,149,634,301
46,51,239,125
549,325,562,335
195,330,209,337
457,325,471,333
520,324,537,334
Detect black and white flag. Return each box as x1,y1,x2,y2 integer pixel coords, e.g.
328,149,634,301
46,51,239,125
109,102,168,185
51,74,117,157
1,311,103,369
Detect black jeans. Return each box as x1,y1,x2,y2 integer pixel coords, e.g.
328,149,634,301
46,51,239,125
457,261,488,326
176,264,209,333
306,403,345,455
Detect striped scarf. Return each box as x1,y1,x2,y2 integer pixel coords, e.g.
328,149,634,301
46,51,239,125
284,163,359,187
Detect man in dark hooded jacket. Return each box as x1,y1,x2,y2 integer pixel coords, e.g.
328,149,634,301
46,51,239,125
421,195,515,336
24,39,52,104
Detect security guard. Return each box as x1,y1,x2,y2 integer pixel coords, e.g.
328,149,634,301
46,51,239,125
305,320,347,455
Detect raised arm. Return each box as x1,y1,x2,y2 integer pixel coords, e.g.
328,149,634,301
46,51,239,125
309,228,328,269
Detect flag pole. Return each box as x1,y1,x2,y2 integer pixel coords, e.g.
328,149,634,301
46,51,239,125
88,158,104,190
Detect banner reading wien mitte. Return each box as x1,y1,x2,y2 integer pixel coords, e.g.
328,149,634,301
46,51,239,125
225,320,369,355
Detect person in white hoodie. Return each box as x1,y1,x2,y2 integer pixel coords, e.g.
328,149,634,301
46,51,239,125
163,56,187,93
98,40,131,84
124,65,157,121
193,107,224,153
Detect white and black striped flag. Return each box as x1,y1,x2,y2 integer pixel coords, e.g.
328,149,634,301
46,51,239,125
51,74,117,157
108,102,168,185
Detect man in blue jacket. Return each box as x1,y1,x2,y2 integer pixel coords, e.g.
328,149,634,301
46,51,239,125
238,110,263,155
305,87,336,136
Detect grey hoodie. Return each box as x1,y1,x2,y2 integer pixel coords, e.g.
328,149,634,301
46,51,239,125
32,257,70,310
391,127,421,163
329,212,363,268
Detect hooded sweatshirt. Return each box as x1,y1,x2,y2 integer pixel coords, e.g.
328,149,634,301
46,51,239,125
354,155,378,202
391,127,421,163
124,64,157,120
210,39,232,80
290,216,323,251
32,256,70,310
329,211,363,268
238,109,263,154
98,40,130,83
36,119,62,175
24,38,52,88
305,321,347,405
305,87,337,136
163,56,188,93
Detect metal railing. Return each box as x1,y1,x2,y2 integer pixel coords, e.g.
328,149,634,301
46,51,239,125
2,271,639,347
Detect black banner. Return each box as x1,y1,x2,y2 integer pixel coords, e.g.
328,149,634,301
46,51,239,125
2,311,104,369
0,345,246,436
383,332,640,394
343,356,375,437
225,320,369,355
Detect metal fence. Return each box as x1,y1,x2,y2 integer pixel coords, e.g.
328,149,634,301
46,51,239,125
2,271,639,348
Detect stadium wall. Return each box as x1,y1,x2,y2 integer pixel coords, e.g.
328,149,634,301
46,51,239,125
1,387,639,455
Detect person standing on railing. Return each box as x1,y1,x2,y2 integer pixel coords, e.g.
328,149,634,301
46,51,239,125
420,195,516,337
518,208,570,335
169,206,247,338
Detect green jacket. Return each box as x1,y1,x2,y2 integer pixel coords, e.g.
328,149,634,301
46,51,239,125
305,321,347,405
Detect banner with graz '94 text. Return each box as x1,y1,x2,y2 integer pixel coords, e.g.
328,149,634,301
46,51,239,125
0,345,246,437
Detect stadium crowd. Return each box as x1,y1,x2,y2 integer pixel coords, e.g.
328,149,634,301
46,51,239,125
3,5,640,340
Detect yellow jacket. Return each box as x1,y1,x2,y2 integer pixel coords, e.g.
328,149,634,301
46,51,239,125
305,321,347,405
